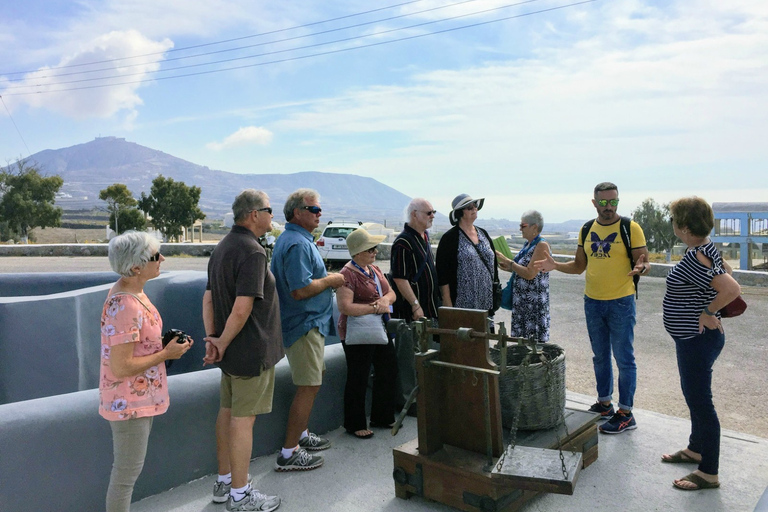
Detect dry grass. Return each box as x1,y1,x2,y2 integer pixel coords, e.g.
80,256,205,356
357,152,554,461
29,227,107,244
26,226,227,244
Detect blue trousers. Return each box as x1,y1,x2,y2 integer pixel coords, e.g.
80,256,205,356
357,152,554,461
584,295,637,411
673,328,725,475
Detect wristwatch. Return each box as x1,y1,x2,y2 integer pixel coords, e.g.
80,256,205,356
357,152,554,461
411,299,420,308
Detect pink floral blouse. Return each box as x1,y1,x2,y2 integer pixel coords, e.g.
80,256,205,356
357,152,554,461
98,293,169,421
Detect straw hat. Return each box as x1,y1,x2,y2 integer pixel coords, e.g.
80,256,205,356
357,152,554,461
346,228,386,256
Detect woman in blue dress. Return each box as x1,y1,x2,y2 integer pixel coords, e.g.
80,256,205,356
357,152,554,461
496,210,551,341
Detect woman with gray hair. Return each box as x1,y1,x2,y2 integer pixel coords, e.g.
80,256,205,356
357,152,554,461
496,210,552,341
99,231,193,511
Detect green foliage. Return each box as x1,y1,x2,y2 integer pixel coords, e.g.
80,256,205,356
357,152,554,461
110,208,146,233
99,183,137,208
632,198,677,254
99,183,144,234
139,175,205,241
0,160,63,242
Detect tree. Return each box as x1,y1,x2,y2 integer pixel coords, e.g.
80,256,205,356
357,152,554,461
0,161,63,243
632,198,677,262
99,183,146,234
114,207,147,233
140,175,205,241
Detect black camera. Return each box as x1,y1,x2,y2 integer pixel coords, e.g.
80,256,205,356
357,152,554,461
162,329,189,348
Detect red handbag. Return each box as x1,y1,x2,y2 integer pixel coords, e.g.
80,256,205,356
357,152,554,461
720,296,747,318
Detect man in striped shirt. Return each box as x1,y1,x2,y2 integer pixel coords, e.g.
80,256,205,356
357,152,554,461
390,198,440,415
535,182,650,434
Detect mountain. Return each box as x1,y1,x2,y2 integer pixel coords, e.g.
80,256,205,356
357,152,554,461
22,136,420,226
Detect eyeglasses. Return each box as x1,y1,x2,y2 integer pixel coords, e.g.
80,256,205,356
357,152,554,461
366,246,378,253
250,207,273,215
149,252,161,262
597,199,620,207
302,206,322,215
420,210,437,216
519,224,529,229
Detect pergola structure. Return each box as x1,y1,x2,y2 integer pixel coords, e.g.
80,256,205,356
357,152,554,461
711,202,768,270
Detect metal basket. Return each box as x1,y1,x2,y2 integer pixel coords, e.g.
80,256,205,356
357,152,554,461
490,343,566,431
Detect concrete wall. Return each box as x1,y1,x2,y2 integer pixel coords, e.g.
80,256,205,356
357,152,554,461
549,254,768,287
0,347,346,512
0,242,217,257
0,270,342,405
0,272,209,404
0,271,117,297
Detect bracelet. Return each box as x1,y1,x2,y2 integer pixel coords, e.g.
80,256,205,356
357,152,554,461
703,306,716,316
412,304,421,310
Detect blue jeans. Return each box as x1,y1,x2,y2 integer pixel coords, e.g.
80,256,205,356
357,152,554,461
584,295,637,411
674,328,725,475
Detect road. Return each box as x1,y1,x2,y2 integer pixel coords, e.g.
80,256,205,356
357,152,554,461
2,255,766,438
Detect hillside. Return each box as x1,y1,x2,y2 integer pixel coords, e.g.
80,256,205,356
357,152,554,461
23,136,418,225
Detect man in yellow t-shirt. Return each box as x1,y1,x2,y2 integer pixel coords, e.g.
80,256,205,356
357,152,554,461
535,182,650,434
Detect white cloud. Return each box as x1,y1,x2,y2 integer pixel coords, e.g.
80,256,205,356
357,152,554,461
270,0,768,220
206,126,274,151
1,30,173,119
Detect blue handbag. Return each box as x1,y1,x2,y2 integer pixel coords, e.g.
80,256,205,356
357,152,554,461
500,236,543,311
500,274,515,310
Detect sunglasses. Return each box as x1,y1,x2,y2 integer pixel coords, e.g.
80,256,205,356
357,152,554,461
302,205,322,214
366,246,379,253
149,252,161,262
251,207,272,215
519,224,529,229
597,199,620,207
463,204,478,211
420,210,437,216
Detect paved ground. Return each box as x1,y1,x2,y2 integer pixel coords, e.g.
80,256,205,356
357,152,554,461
3,255,766,439
131,392,768,512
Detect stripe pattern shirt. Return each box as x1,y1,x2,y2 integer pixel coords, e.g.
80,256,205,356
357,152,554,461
390,223,439,319
663,241,726,339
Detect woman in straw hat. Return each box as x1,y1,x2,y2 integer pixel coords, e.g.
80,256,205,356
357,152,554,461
336,228,398,438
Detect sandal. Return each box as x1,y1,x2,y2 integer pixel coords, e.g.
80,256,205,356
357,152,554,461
661,450,701,464
673,473,720,491
346,429,374,439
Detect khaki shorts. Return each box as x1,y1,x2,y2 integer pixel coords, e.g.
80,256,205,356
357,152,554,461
285,327,326,386
219,366,275,417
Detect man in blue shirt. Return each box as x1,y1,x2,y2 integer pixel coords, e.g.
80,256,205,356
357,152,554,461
271,188,345,471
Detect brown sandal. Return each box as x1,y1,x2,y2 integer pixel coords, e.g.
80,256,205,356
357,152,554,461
673,473,720,491
661,450,700,464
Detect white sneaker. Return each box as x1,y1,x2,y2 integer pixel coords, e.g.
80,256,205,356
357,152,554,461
226,488,281,511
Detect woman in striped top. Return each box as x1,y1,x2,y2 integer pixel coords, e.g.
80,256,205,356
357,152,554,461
661,197,741,491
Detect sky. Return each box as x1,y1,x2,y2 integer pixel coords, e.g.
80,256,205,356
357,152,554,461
1,0,767,223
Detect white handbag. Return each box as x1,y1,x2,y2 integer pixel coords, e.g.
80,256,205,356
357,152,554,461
345,313,388,345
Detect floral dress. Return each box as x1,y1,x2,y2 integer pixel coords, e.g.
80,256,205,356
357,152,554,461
510,237,550,341
455,234,494,311
98,293,168,421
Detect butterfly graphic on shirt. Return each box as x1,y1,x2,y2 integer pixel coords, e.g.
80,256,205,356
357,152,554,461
590,232,618,259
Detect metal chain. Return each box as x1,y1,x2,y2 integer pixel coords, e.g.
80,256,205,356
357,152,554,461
541,344,574,479
495,345,532,471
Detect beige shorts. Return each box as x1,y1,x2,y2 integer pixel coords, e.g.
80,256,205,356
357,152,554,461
285,327,326,386
219,366,276,417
